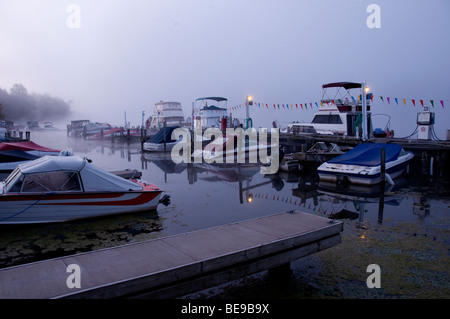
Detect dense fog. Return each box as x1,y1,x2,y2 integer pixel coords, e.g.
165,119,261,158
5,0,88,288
0,83,72,122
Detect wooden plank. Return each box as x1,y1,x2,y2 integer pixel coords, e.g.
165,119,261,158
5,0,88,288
0,210,342,299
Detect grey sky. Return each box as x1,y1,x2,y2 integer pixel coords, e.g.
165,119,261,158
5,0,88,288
1,0,449,137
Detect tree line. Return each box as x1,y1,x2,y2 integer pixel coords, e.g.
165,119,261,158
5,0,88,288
0,83,72,122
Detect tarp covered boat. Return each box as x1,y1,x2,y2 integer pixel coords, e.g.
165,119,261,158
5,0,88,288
317,143,414,186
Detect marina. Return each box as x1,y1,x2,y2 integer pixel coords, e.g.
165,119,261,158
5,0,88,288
0,129,448,298
1,0,449,306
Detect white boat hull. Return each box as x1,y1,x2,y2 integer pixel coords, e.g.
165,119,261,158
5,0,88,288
0,190,161,224
317,153,413,186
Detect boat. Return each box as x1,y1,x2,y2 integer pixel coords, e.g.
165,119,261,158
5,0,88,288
193,97,229,130
293,142,351,164
142,126,182,152
0,141,61,176
287,82,373,136
191,133,277,164
0,155,164,224
147,101,187,132
66,120,113,138
317,143,414,186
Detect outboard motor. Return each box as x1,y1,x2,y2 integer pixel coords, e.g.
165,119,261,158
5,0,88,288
159,194,171,206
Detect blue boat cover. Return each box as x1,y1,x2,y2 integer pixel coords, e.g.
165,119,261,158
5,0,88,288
146,126,180,144
327,143,402,167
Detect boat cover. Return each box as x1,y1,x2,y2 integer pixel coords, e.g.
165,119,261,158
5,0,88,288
0,141,60,153
17,156,142,192
326,143,402,167
146,126,180,144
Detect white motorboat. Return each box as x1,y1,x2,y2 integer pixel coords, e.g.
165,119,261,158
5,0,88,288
0,155,163,224
287,82,373,136
317,143,414,186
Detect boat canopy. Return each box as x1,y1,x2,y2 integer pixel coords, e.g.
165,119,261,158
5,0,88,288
322,82,362,90
327,143,403,167
12,156,142,192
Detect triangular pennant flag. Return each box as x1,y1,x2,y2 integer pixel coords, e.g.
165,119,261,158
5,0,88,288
371,95,374,102
305,102,308,109
395,98,398,105
440,100,444,108
380,96,384,102
295,104,298,109
420,100,424,107
300,104,303,109
310,103,313,108
412,99,416,106
403,98,406,106
273,104,276,109
430,100,434,108
387,97,390,104
315,102,319,108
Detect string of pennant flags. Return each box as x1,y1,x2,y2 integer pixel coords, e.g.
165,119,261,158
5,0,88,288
225,95,448,112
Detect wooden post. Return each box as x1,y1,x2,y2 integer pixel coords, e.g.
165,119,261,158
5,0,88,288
163,121,167,152
380,147,385,184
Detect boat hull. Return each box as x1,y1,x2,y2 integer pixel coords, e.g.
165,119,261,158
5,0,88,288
0,190,162,224
317,154,413,186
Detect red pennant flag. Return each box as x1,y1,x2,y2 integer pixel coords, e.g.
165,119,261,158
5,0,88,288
412,99,416,106
295,104,298,109
300,104,303,109
420,100,424,107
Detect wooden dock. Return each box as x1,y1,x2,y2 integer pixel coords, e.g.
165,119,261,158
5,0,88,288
0,210,342,299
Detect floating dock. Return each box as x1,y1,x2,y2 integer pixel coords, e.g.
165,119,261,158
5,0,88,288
0,210,342,299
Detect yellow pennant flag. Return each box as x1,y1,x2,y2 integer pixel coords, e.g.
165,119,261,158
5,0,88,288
403,98,406,106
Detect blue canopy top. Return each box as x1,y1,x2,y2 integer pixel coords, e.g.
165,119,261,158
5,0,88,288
327,143,403,167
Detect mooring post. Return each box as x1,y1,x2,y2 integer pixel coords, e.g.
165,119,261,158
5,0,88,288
380,147,385,184
163,121,167,152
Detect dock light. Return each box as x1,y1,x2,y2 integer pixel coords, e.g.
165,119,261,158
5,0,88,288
247,194,253,203
365,87,370,93
247,96,253,105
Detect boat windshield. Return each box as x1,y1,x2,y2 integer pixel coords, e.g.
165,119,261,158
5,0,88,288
312,115,343,124
3,167,22,193
5,170,82,193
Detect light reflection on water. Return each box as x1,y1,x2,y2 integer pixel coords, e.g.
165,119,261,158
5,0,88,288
1,130,449,298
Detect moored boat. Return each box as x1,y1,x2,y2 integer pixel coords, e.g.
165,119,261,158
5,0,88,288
317,143,414,186
0,155,163,224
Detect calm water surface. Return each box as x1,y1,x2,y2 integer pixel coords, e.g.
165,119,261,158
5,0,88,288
1,130,449,299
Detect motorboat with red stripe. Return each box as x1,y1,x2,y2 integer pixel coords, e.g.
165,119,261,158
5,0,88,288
0,155,164,224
